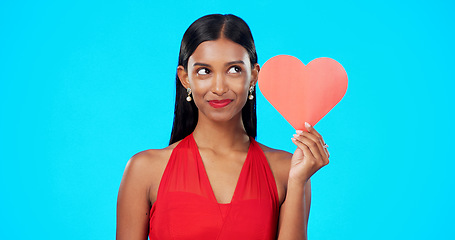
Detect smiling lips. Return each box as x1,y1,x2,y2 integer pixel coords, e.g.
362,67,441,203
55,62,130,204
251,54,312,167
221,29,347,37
208,99,233,108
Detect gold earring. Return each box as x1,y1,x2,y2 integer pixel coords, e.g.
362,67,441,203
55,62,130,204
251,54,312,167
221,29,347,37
186,88,192,102
248,86,254,100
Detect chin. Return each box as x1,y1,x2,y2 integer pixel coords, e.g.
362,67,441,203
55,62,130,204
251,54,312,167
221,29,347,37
199,106,243,123
206,112,238,122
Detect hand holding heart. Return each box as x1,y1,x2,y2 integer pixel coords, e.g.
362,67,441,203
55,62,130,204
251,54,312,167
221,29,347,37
290,122,330,184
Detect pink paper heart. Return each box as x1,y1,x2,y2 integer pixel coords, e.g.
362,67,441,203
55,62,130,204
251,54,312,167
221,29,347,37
258,55,348,130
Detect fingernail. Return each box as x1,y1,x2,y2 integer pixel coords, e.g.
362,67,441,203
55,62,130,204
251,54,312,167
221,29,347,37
296,130,303,135
293,134,299,138
305,122,311,129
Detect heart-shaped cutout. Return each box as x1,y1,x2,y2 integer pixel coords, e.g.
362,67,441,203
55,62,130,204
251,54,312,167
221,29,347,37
258,55,348,130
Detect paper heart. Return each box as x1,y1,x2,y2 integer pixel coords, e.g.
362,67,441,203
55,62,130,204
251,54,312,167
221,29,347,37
258,55,348,130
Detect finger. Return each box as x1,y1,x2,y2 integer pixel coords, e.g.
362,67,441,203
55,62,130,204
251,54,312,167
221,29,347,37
297,130,324,153
291,136,315,159
304,122,327,145
304,123,330,163
293,133,321,161
320,142,329,164
320,141,330,162
296,130,328,163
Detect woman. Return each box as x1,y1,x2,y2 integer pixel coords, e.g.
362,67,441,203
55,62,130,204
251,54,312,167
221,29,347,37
117,14,329,240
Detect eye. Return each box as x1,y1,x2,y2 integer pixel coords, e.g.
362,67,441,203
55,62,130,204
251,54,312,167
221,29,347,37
227,66,242,74
197,68,210,75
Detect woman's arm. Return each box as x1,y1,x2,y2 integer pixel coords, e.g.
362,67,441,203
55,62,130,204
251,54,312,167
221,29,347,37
116,152,154,240
277,179,311,240
277,122,329,240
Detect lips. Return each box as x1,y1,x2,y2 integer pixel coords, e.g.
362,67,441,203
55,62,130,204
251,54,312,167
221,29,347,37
208,99,233,108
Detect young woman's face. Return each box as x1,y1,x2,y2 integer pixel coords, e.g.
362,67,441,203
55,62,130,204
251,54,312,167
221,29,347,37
178,37,259,123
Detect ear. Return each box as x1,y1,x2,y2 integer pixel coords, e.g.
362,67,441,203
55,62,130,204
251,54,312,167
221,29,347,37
250,63,260,86
177,66,190,89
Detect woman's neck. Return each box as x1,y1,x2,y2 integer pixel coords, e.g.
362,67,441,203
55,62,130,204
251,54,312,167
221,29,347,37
192,113,250,152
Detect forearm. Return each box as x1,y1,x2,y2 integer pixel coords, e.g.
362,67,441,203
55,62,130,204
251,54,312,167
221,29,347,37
277,179,311,240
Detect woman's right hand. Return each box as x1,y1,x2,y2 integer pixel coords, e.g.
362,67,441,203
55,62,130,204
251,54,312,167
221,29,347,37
288,122,330,185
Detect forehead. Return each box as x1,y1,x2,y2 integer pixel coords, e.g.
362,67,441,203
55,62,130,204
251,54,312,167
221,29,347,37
188,38,250,65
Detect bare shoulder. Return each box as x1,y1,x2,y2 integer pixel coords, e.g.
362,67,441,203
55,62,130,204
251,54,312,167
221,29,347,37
123,142,178,178
256,142,293,178
256,142,294,203
117,142,181,239
119,141,181,203
257,142,293,163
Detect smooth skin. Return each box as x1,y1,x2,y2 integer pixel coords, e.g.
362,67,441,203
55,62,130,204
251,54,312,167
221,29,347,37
116,37,329,240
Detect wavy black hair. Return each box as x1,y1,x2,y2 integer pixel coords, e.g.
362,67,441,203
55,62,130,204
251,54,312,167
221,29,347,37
169,14,258,145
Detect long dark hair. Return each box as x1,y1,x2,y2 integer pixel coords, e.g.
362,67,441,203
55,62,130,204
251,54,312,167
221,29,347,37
169,14,258,145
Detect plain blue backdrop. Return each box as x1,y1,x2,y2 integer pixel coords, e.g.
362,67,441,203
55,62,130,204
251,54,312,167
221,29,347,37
1,0,454,239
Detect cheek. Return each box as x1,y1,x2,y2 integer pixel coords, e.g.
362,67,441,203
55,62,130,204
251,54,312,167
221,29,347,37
188,78,210,95
235,78,251,96
228,72,251,90
230,79,248,89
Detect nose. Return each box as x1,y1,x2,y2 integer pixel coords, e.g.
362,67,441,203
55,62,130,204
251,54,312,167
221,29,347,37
211,73,228,96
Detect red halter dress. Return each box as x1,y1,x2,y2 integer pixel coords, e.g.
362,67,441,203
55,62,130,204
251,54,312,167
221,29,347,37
149,133,279,240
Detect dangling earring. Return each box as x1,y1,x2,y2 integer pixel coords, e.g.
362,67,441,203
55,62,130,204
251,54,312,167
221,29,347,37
248,86,254,100
186,88,192,102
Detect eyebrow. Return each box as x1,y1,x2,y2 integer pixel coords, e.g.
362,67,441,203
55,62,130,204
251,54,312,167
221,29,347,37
193,60,246,67
225,60,245,66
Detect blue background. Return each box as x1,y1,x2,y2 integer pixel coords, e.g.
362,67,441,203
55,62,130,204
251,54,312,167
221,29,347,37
1,0,454,239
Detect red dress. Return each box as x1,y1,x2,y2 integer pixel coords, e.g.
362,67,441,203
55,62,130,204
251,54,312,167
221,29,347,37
149,133,279,240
